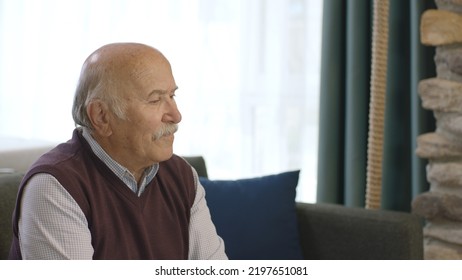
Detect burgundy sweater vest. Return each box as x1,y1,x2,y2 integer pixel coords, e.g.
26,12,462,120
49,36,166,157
9,129,195,259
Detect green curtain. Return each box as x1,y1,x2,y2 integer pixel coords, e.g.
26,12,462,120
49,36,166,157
316,0,436,211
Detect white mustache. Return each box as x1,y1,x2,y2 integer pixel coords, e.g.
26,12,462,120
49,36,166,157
153,123,178,140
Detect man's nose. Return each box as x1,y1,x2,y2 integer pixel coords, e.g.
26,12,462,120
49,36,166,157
162,99,182,124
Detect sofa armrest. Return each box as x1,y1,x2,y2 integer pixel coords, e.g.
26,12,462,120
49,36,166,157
0,172,23,259
296,202,423,259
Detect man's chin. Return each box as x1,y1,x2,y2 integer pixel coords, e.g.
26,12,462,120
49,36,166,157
153,147,174,163
150,135,175,162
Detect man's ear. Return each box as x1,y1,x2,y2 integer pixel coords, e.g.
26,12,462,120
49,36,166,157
86,100,113,136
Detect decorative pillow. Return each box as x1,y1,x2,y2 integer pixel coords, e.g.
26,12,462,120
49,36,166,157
200,170,303,260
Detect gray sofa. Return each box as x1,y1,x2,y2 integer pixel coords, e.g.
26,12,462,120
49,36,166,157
0,156,424,260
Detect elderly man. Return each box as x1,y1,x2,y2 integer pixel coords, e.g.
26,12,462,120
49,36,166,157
9,43,227,260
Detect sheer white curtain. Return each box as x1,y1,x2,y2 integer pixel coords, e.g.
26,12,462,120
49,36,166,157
0,0,322,202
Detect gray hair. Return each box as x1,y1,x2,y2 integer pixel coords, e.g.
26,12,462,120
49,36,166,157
72,57,127,129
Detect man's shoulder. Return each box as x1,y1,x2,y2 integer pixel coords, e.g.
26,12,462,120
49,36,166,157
23,131,93,185
29,144,84,176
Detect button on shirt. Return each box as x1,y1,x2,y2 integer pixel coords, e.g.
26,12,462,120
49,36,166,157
18,128,227,260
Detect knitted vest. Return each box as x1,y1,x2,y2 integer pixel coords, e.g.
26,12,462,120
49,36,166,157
9,129,195,259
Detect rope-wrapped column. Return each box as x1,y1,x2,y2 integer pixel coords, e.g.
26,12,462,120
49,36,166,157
366,0,389,209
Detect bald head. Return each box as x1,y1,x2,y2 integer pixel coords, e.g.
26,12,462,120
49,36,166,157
72,43,172,129
85,43,168,79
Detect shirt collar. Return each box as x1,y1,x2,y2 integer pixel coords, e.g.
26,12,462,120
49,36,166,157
81,127,159,195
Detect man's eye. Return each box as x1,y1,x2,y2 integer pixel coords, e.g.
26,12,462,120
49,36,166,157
148,99,160,104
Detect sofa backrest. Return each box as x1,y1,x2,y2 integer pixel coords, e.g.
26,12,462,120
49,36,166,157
182,156,208,178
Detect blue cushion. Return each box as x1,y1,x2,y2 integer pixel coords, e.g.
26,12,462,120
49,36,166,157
200,170,303,260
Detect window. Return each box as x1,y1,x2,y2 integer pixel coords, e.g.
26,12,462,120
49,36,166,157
0,0,323,202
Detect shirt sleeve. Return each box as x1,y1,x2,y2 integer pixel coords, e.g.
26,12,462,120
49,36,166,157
188,167,228,260
18,173,94,259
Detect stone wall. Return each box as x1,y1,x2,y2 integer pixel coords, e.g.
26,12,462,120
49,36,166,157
412,0,462,259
